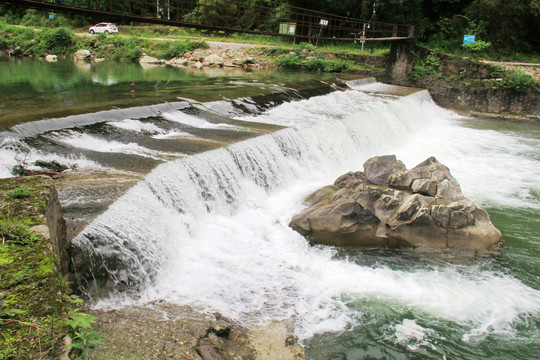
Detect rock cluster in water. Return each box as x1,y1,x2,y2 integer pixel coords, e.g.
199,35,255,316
289,155,502,253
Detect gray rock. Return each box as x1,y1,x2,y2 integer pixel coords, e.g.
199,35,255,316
213,320,231,337
204,54,224,66
289,155,501,253
363,155,406,185
195,343,226,360
232,58,246,65
172,58,189,66
45,54,57,62
73,49,92,62
324,53,336,60
9,46,23,57
139,55,164,64
389,156,463,200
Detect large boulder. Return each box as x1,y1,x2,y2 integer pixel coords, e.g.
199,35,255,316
289,155,501,253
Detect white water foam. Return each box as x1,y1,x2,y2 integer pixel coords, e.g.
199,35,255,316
0,101,189,140
391,115,540,209
73,87,540,343
107,119,165,134
42,130,181,161
161,110,239,129
107,119,195,139
0,136,100,178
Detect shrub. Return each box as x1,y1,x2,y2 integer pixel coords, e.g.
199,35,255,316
125,47,143,62
502,71,534,92
305,58,324,71
424,53,440,68
276,54,302,68
33,160,67,172
41,27,74,54
162,40,208,59
322,58,350,72
490,68,505,79
298,42,315,51
165,43,189,58
411,53,440,82
11,165,27,176
19,9,48,28
462,40,491,57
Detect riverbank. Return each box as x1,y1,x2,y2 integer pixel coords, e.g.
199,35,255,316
2,22,537,121
0,176,71,359
384,41,540,121
0,175,307,359
88,303,305,360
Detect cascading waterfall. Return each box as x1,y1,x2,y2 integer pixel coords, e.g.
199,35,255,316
71,84,540,352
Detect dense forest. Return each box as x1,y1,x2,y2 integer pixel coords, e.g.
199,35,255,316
1,0,539,57
290,0,540,55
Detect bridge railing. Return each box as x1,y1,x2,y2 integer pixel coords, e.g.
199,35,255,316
23,0,414,41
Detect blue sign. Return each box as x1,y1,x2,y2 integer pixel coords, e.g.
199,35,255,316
463,35,476,44
49,14,55,20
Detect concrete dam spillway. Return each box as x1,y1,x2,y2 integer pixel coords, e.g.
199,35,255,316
1,75,539,359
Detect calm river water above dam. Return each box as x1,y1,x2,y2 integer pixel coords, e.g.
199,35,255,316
1,58,539,359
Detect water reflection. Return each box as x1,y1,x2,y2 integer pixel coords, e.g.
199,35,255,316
0,57,360,128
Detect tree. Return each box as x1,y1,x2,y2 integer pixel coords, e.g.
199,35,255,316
466,0,540,51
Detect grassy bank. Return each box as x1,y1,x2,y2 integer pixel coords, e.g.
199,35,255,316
409,49,539,94
0,176,107,360
0,23,209,61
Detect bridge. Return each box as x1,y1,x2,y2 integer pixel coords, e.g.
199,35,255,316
1,0,414,42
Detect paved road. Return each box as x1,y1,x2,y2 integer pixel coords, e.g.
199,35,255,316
480,60,540,67
76,32,269,50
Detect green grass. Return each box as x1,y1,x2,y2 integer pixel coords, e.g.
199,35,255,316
0,176,110,359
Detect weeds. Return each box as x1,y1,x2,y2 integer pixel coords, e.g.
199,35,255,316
0,220,40,245
411,53,440,82
276,53,351,72
461,40,491,58
276,54,302,68
65,311,105,360
4,186,30,200
33,160,68,172
164,40,209,58
502,71,534,92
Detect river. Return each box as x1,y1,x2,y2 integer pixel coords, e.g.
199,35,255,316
1,58,538,359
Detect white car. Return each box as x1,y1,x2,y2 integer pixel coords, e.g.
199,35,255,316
89,23,118,35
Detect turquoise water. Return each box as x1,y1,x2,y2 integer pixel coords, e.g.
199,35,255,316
305,117,540,359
